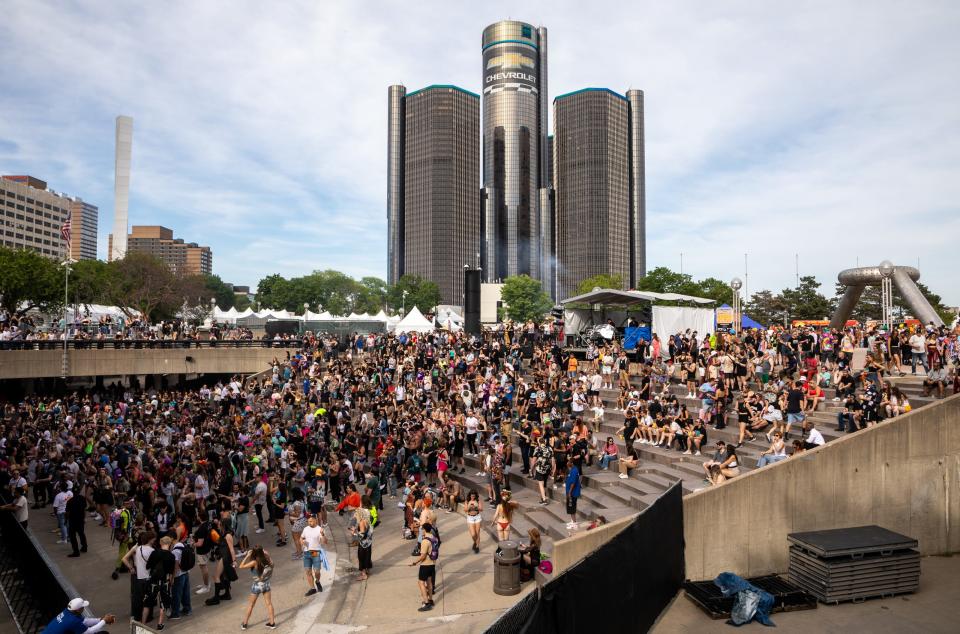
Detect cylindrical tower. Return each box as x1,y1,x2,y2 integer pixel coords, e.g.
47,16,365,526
387,85,406,285
482,20,544,282
626,89,646,285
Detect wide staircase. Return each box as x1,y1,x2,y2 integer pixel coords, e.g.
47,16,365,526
446,367,937,552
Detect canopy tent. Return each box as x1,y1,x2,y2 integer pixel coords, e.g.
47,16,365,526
394,306,434,333
560,288,715,306
68,304,141,321
235,307,255,318
742,314,764,330
652,306,715,346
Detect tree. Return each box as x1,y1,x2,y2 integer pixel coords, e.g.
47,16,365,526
695,277,737,304
256,274,294,311
356,276,388,314
636,267,699,295
745,290,789,327
780,275,835,321
0,246,61,315
70,259,114,307
575,273,623,296
106,252,181,322
500,275,552,323
387,275,442,314
199,274,236,310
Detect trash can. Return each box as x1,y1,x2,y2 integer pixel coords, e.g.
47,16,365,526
493,539,522,596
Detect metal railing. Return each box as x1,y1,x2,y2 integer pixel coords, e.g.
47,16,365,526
0,493,88,634
0,339,305,351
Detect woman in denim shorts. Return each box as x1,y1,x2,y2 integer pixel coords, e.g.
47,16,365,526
238,546,276,630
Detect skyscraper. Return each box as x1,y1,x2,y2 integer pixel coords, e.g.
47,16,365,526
553,88,646,299
68,199,98,261
109,115,133,262
481,21,553,290
127,225,213,275
387,85,480,305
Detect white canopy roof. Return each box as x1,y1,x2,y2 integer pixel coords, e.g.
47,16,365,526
560,288,715,306
394,306,434,333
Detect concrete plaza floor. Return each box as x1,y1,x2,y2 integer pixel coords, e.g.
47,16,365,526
653,555,960,634
14,494,529,633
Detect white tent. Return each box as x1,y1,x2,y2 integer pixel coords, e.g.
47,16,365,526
394,306,435,333
373,310,389,322
236,307,255,318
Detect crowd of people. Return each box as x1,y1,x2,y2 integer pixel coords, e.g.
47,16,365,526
1,317,957,627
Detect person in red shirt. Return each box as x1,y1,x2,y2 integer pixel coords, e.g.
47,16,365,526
335,484,361,514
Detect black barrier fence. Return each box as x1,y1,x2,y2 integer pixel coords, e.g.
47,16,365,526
0,339,305,351
486,482,685,634
0,494,87,634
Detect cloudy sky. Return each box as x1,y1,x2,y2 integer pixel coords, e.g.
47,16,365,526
1,1,958,302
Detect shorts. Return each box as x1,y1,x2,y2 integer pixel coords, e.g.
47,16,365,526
303,550,324,570
251,579,271,595
534,471,549,483
602,366,612,374
197,553,210,566
787,413,805,424
566,496,578,515
587,389,599,397
466,514,482,525
418,565,436,582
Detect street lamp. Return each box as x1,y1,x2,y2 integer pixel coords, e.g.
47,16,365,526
879,260,894,331
304,301,310,316
402,289,408,315
730,277,743,334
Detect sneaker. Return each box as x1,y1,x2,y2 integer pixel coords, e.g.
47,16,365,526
305,588,317,597
56,539,66,544
569,522,578,530
265,623,277,629
694,451,701,456
94,514,102,522
157,625,165,631
255,528,265,534
682,450,691,455
539,499,549,506
417,603,433,612
832,397,841,402
241,623,247,631
196,586,210,595
618,473,628,479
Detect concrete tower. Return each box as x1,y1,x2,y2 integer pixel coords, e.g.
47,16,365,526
109,115,133,261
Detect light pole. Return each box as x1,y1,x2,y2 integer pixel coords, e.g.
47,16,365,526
60,259,75,379
730,277,743,334
879,260,894,332
304,301,310,316
402,289,408,315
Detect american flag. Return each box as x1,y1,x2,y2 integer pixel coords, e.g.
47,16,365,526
61,210,71,253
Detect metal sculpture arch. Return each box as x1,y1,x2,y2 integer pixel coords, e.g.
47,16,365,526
830,264,944,329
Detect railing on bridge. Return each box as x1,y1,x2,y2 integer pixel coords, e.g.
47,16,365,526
0,339,304,351
0,493,89,634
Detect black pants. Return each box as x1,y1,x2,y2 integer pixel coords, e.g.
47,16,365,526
254,504,265,530
466,433,477,454
69,523,87,554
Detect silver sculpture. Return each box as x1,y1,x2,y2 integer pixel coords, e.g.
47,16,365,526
830,263,943,329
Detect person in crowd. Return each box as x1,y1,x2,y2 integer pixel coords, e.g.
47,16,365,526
617,446,640,480
42,597,115,634
756,431,788,468
238,546,277,630
518,528,542,582
410,522,439,612
923,362,949,398
464,489,484,553
300,513,327,595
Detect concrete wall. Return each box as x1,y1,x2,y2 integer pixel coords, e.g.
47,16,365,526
548,511,637,577
0,348,282,380
684,394,960,580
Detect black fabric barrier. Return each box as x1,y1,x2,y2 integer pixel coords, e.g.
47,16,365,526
487,481,684,634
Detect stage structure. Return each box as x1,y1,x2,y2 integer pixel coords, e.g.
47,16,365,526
830,262,943,330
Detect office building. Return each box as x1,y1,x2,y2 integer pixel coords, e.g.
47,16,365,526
553,88,646,299
109,115,133,261
480,20,553,289
69,199,99,261
387,84,480,305
127,225,212,276
0,175,97,260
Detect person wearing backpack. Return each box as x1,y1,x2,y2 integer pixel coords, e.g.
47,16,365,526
144,536,175,631
120,531,155,624
409,522,439,611
170,536,195,619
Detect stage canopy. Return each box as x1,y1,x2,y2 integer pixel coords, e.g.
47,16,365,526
560,288,715,306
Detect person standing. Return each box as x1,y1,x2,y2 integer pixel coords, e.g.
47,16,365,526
300,515,327,596
143,536,176,631
0,487,29,529
252,476,267,534
409,522,439,612
564,459,581,530
238,546,276,630
65,486,88,557
353,503,373,581
120,531,155,623
169,535,193,620
52,485,72,544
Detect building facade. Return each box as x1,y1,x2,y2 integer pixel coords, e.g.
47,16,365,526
0,175,97,260
481,21,553,290
553,88,645,299
387,85,480,305
127,225,212,276
69,199,99,261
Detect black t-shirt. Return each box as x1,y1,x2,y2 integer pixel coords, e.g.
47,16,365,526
786,389,804,414
146,548,176,581
235,495,249,514
193,521,213,555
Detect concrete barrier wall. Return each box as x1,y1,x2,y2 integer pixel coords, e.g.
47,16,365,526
548,511,638,577
0,348,282,379
684,393,960,580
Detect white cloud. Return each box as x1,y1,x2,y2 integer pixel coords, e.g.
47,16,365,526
0,0,957,302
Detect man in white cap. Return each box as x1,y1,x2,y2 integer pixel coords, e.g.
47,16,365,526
41,598,115,634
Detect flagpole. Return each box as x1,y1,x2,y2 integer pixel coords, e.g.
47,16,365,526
60,209,73,380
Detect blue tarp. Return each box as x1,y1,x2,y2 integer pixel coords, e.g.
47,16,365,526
741,315,764,330
623,326,651,350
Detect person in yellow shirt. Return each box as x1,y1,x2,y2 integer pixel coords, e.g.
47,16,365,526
567,355,578,378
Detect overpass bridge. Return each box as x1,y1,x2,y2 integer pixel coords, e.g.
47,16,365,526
0,340,300,381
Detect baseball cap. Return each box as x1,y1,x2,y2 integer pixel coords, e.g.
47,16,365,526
68,598,89,611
